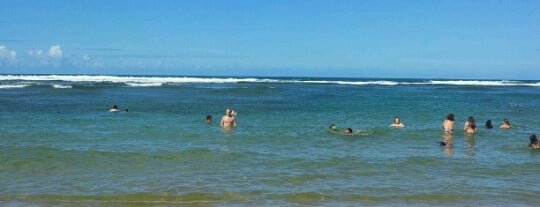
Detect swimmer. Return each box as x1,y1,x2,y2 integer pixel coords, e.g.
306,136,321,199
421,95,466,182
329,124,337,132
344,128,353,134
464,116,477,134
442,113,455,134
500,118,512,129
124,108,128,113
206,115,212,124
529,134,540,149
109,104,118,112
485,120,493,129
220,109,237,127
390,116,405,128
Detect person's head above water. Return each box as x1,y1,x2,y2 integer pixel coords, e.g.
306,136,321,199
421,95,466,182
393,116,401,124
112,105,117,109
503,118,510,125
467,116,476,129
446,113,454,121
330,124,337,131
206,115,212,122
530,134,538,144
485,120,493,128
225,109,231,116
344,128,353,134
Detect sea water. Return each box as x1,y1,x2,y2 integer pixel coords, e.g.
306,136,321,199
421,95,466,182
0,75,539,206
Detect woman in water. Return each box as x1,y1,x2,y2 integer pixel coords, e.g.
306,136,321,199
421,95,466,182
109,104,118,112
485,120,493,129
500,118,512,129
529,134,540,149
442,113,455,134
464,116,477,134
390,116,405,128
344,128,353,135
220,109,237,127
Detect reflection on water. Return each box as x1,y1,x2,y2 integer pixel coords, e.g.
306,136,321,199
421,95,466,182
442,133,454,157
464,136,476,158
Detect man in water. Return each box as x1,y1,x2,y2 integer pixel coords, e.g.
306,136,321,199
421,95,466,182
220,109,237,127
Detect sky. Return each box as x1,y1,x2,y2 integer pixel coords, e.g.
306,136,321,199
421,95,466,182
0,0,539,79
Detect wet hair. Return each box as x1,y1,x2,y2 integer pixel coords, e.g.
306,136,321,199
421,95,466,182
345,128,353,133
206,115,212,119
446,114,454,121
112,105,118,109
329,124,336,130
467,116,476,129
485,120,493,129
503,118,510,125
124,108,128,112
530,134,538,144
393,116,400,124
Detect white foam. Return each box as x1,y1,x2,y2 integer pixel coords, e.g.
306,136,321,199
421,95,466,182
0,75,537,87
52,84,72,89
0,84,29,89
427,80,538,86
126,82,163,87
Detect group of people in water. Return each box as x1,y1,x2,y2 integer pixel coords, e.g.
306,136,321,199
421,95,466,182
110,105,538,149
330,113,538,149
205,108,238,128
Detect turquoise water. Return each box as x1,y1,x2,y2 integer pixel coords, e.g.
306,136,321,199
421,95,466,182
1,75,539,206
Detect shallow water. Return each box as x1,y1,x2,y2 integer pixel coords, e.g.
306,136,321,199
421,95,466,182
0,75,539,206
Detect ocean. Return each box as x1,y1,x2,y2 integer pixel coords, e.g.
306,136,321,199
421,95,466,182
1,74,539,206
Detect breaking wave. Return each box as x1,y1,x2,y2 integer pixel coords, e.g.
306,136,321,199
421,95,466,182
0,75,538,88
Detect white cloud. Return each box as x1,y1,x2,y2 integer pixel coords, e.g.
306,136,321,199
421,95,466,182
0,45,17,66
0,45,17,59
48,45,62,58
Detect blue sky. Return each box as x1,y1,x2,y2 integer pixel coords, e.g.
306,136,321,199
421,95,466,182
0,0,539,79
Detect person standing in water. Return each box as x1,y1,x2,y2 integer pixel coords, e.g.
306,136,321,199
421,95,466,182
220,109,237,128
442,113,455,134
464,116,477,134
